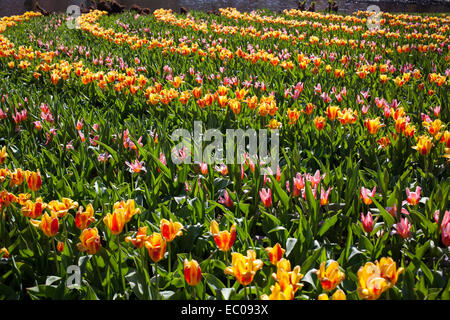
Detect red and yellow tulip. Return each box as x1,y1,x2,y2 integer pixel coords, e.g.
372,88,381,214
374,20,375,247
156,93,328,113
184,259,202,286
224,250,263,286
160,218,183,242
210,220,236,252
77,227,101,255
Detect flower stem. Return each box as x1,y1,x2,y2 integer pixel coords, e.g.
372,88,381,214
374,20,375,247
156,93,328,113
225,251,230,288
52,237,60,275
116,235,125,293
155,262,159,300
168,241,171,274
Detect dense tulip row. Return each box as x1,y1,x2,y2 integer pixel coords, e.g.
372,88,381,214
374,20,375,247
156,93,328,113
0,7,448,300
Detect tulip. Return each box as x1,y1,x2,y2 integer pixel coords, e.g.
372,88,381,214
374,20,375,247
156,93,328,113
125,159,146,174
360,186,376,205
364,117,385,135
210,220,236,252
218,190,234,208
412,135,433,156
357,262,389,300
145,233,166,263
320,186,331,206
377,257,404,287
331,289,347,300
21,198,46,219
184,259,202,286
361,211,374,233
306,170,325,188
318,293,329,300
125,226,149,249
30,212,59,237
272,259,304,294
338,108,358,125
316,261,345,292
200,162,208,175
26,170,42,191
318,289,346,300
224,250,263,286
160,218,183,242
265,243,285,265
325,105,340,121
406,186,421,206
113,199,141,223
0,168,9,183
393,217,411,239
259,188,272,208
77,227,101,255
0,247,9,259
75,203,96,230
440,210,450,247
314,116,326,131
17,193,31,206
47,198,79,218
291,173,305,197
0,146,7,165
56,241,65,253
261,283,294,300
9,168,25,187
103,208,127,235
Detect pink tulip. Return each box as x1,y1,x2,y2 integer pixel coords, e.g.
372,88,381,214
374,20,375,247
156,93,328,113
393,217,411,239
200,162,208,175
218,190,234,208
292,173,305,197
360,186,376,205
320,187,331,206
406,186,421,206
259,188,272,208
306,170,325,188
361,211,374,233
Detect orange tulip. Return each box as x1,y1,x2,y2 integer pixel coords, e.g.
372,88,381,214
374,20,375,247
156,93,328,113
113,199,140,223
412,135,433,156
210,220,236,252
364,117,385,135
47,198,79,218
0,247,9,259
9,168,25,187
75,204,96,230
103,208,127,235
160,218,183,242
0,146,7,165
30,212,59,237
338,108,358,125
184,259,202,286
145,233,166,263
56,241,65,253
77,227,101,255
21,198,46,219
26,170,42,191
314,116,326,131
325,105,340,121
265,243,285,265
126,226,149,249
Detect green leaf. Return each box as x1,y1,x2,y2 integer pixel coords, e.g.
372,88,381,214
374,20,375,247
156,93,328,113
318,213,339,237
